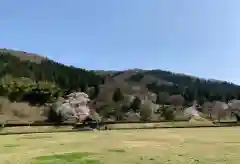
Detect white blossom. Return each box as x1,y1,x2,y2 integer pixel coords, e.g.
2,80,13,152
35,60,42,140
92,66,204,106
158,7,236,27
56,92,92,122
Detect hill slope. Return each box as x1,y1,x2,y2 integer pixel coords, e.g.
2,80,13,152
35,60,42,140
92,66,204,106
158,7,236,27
0,48,240,122
0,48,47,63
1,48,240,103
0,49,102,89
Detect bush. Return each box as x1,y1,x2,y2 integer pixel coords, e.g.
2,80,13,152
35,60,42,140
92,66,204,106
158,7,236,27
0,123,4,131
140,101,153,121
161,106,175,121
130,96,141,112
46,102,65,124
98,104,116,118
121,105,130,113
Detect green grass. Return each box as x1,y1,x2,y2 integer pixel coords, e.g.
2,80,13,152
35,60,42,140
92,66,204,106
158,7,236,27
0,127,240,164
30,152,101,164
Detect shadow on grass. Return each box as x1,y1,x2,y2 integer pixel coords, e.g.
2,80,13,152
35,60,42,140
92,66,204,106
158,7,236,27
30,152,102,164
4,144,20,148
20,135,53,140
107,148,126,153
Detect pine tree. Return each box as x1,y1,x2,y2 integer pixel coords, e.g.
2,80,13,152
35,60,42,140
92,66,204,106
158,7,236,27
112,88,124,102
130,96,141,112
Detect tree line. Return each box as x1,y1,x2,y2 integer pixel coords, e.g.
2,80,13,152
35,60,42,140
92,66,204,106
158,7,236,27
129,71,240,105
0,52,103,104
1,50,240,122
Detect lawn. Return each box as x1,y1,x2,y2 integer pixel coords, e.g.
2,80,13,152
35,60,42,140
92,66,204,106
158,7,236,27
0,127,240,164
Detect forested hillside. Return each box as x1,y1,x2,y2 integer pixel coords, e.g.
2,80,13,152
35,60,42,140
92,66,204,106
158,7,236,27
0,51,102,88
0,49,240,123
0,51,103,104
128,70,240,103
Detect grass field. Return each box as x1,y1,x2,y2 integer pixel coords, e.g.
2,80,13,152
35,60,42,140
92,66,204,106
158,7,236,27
0,127,240,164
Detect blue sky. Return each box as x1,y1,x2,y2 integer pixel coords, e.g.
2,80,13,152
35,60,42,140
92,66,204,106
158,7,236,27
1,0,240,84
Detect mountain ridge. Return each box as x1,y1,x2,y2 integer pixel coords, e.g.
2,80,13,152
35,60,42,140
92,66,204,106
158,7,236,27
1,48,240,123
1,48,237,86
1,48,240,104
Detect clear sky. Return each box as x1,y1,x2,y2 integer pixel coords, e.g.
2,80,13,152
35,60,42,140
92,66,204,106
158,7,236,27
1,0,240,84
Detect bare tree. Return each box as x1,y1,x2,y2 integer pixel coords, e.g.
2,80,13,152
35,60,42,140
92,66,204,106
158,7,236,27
168,94,185,110
228,100,240,110
139,100,153,121
202,101,214,118
227,100,240,121
211,101,228,122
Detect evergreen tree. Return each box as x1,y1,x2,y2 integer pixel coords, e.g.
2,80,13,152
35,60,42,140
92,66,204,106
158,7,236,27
130,96,141,112
156,92,170,105
93,85,100,99
112,88,124,102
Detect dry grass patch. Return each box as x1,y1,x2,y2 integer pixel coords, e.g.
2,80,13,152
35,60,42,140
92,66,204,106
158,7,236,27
0,126,73,134
189,116,214,125
0,97,45,123
106,120,213,130
0,127,240,164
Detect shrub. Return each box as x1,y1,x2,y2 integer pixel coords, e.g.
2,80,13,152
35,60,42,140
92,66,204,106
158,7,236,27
161,106,175,121
140,100,153,121
0,122,5,130
98,104,115,118
130,96,141,112
46,102,65,124
112,88,124,102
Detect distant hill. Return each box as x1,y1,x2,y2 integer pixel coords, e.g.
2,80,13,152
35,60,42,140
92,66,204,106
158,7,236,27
0,48,47,63
98,69,240,102
0,48,240,122
0,49,102,88
1,48,239,102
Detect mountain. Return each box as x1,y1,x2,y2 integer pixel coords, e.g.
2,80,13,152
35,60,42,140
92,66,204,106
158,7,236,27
99,69,240,102
0,48,47,63
0,49,103,88
0,48,240,123
1,48,240,103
